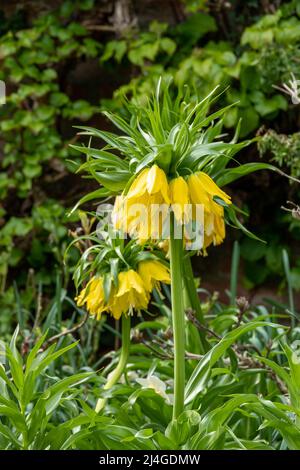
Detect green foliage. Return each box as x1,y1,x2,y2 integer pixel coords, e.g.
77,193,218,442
259,129,300,179
107,2,300,138
2,0,300,324
70,228,169,302
101,21,176,66
0,200,79,335
73,80,280,247
240,236,284,287
94,301,300,450
1,0,300,452
0,230,299,450
0,3,99,199
0,0,102,323
2,288,300,450
0,327,93,449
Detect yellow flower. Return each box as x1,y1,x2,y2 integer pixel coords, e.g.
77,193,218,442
138,259,171,292
126,165,170,204
76,269,152,320
196,172,231,205
112,195,126,231
114,165,170,242
213,211,225,244
204,213,225,245
146,165,170,203
186,171,230,252
75,277,107,320
112,166,231,251
187,173,212,210
169,176,190,223
124,168,148,201
111,269,149,317
187,171,230,210
136,375,173,404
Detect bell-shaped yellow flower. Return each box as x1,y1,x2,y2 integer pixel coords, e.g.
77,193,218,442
196,172,231,205
125,168,148,200
112,165,231,251
169,176,190,224
187,172,231,209
186,171,230,252
187,173,212,211
75,277,107,320
126,165,170,204
111,195,126,231
114,165,170,241
76,270,151,320
127,192,169,242
146,165,170,203
202,207,226,255
213,211,226,244
111,269,149,317
138,259,171,292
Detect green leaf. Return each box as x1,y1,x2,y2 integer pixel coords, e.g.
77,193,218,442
94,171,131,192
238,107,260,136
160,38,176,55
185,321,279,404
175,13,217,45
166,410,201,447
69,187,111,214
226,204,265,243
253,94,288,117
215,163,279,187
240,238,267,262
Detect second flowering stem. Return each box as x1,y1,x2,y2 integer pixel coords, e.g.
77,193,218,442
95,314,131,413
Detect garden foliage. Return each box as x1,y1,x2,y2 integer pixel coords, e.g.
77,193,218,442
1,0,300,451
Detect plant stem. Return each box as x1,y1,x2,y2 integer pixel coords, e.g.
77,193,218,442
169,215,185,419
95,314,131,413
183,255,209,353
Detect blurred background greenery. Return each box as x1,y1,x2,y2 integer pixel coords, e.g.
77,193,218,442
1,0,300,339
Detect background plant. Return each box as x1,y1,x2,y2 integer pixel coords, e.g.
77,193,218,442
2,0,300,319
1,0,300,451
0,0,101,332
2,282,300,449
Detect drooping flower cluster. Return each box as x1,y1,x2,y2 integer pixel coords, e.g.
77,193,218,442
112,164,231,252
76,259,170,320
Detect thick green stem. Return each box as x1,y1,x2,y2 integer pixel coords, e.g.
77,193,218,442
95,314,131,413
183,255,209,353
170,215,185,419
